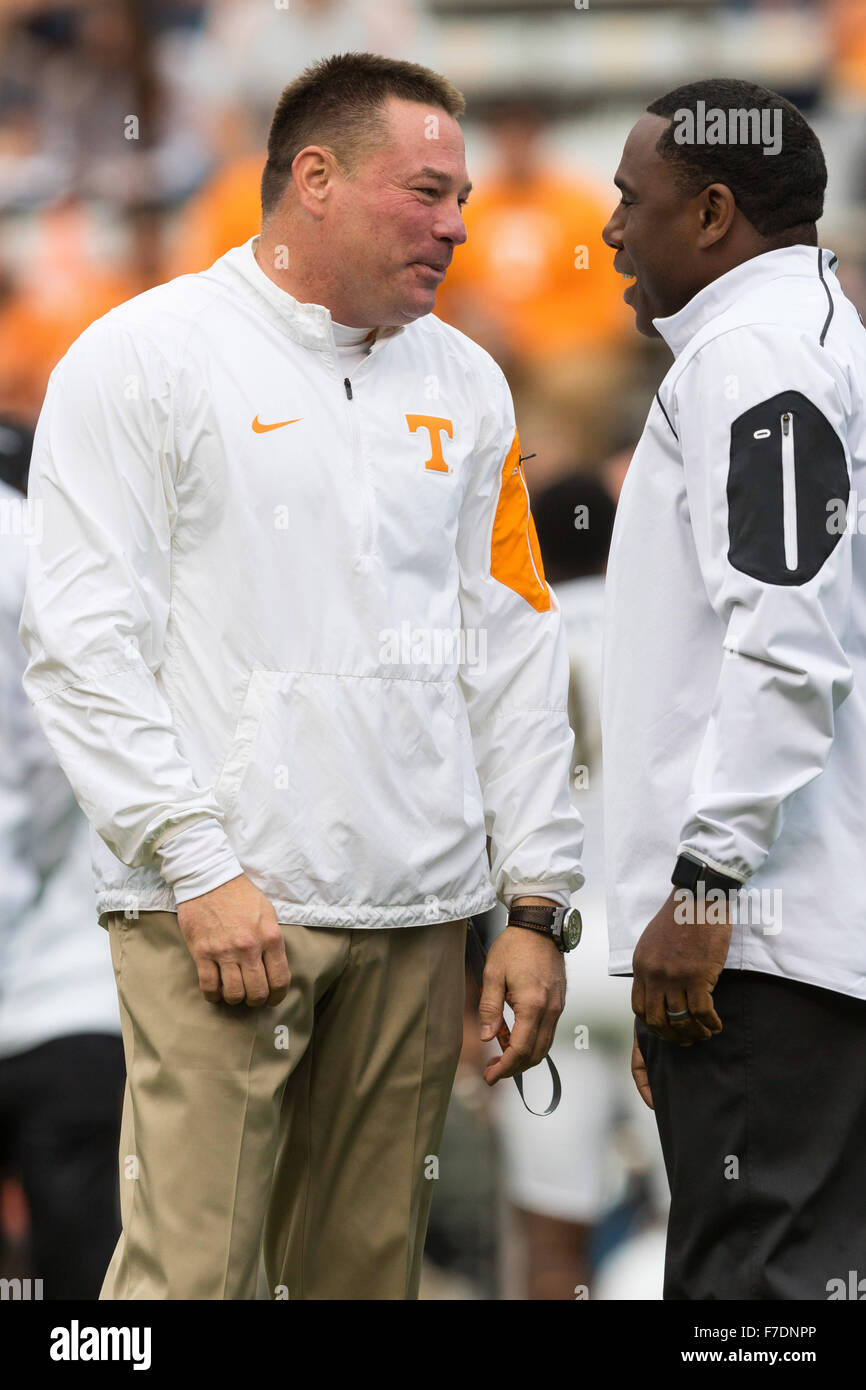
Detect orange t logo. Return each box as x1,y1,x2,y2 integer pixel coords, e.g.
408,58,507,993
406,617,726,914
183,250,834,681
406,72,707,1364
406,415,453,472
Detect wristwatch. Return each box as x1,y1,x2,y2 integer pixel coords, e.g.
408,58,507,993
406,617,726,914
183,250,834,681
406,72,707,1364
671,852,742,896
506,903,583,953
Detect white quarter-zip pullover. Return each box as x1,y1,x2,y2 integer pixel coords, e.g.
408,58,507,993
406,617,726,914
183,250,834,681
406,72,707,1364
19,236,584,930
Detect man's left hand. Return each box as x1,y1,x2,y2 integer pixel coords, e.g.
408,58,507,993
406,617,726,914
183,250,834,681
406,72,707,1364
478,925,566,1086
632,889,730,1046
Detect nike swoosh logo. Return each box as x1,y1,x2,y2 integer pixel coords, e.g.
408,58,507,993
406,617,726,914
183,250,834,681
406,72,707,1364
251,416,303,433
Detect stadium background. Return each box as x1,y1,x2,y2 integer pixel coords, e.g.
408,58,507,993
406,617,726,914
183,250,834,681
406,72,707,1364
0,0,864,1301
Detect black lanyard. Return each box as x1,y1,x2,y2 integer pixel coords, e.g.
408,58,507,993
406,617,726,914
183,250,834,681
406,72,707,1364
465,916,561,1116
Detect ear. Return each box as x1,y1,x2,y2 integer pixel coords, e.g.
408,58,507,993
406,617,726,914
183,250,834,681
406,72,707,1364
696,183,736,248
291,144,341,220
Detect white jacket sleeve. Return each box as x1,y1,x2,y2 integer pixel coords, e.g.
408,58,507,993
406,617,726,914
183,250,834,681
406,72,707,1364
670,325,855,880
456,360,584,907
18,315,243,901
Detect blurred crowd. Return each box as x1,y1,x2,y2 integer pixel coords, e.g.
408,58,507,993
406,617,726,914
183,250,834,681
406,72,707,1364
1,0,866,1300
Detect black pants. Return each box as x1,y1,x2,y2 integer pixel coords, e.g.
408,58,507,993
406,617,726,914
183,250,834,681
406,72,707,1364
637,969,866,1300
0,1032,125,1299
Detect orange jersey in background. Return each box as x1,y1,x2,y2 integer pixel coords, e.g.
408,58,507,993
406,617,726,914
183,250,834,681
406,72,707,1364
435,171,630,361
168,152,263,277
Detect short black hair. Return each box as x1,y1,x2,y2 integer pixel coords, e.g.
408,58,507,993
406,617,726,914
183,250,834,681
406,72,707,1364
261,52,465,219
646,78,826,241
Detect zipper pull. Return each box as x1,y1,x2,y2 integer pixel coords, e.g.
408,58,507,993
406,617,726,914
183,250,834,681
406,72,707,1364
782,412,791,436
344,377,353,401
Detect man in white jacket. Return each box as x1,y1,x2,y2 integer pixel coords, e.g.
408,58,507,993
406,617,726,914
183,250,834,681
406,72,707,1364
601,78,866,1299
19,53,583,1300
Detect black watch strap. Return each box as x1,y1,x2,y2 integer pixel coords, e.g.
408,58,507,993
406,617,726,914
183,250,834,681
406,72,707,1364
507,905,558,931
672,853,742,895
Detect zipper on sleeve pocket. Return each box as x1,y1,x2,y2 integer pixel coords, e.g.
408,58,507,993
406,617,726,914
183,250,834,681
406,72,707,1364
780,411,798,571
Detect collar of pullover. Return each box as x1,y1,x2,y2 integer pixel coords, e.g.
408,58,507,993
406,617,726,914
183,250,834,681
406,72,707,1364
218,235,406,354
652,244,839,359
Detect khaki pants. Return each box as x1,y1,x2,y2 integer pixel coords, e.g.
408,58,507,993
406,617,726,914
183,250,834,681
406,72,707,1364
99,910,467,1300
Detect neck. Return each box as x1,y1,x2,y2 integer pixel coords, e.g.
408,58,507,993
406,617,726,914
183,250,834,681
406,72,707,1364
254,228,372,328
763,223,818,252
682,233,778,309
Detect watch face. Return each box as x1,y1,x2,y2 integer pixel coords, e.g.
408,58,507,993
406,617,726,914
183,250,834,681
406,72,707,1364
562,908,582,951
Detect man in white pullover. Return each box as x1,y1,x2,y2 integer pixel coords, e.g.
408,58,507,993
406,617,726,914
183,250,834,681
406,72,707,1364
18,54,584,1300
601,78,866,1299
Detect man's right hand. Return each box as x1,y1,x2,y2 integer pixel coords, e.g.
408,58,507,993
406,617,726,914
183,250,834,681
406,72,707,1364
176,874,290,1007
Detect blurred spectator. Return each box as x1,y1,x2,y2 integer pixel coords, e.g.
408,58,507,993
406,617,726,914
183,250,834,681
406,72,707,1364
166,106,262,276
0,0,211,213
0,417,33,495
0,199,166,424
191,0,437,123
421,1056,500,1300
494,474,665,1300
828,0,866,99
435,101,635,471
437,102,630,366
0,472,123,1299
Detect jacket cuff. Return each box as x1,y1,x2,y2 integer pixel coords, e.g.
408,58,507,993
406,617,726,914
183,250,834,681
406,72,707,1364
675,844,749,885
154,819,244,903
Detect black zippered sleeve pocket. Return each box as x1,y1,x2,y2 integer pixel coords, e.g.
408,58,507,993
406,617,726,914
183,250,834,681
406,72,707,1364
727,389,849,585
